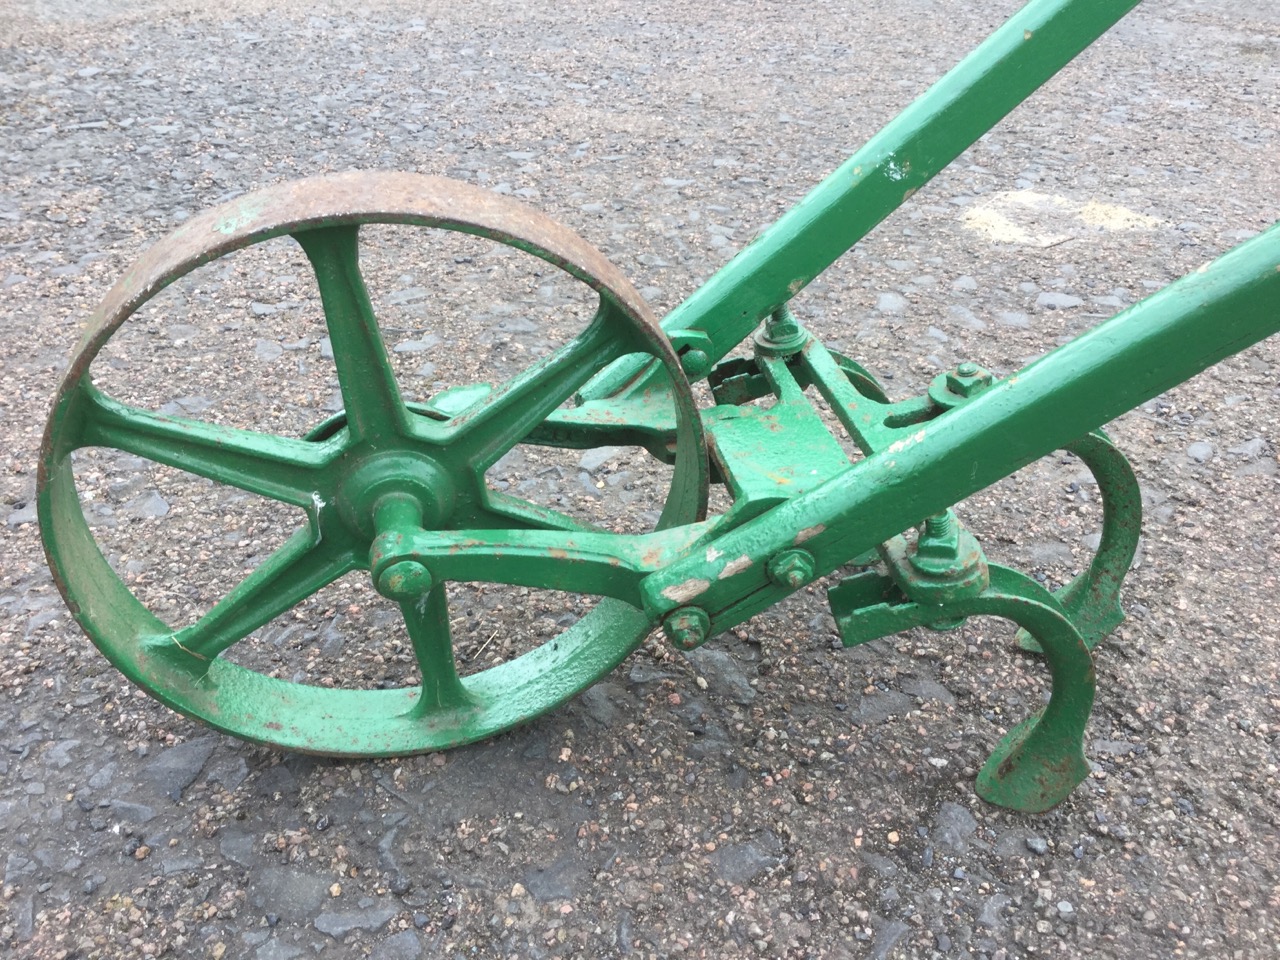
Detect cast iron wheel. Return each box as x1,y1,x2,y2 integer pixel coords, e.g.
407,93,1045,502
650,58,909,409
39,171,708,756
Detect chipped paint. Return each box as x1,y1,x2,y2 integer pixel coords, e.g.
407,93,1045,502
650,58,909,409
794,524,825,545
706,546,724,563
662,579,711,603
214,197,266,235
887,428,927,455
718,555,753,579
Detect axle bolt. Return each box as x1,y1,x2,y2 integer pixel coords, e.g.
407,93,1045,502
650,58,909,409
767,549,816,590
680,348,712,380
377,560,433,602
663,607,711,651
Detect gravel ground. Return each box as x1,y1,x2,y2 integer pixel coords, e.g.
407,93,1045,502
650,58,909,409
2,1,1278,958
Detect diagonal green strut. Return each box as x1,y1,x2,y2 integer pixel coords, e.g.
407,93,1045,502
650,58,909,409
582,0,1145,398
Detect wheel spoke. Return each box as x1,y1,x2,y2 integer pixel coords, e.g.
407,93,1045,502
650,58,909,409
478,490,609,534
168,528,356,661
294,225,408,443
77,384,331,508
400,583,476,715
444,303,631,470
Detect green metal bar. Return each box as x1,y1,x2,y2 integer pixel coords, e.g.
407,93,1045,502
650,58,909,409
403,583,477,715
642,223,1280,627
582,0,1143,399
77,384,335,509
441,303,628,471
798,340,905,453
371,523,711,607
295,226,411,443
166,528,358,661
480,490,612,534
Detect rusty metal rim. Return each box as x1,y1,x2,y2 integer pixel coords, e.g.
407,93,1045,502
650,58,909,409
37,171,709,755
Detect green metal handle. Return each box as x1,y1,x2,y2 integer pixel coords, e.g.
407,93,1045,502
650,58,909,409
582,0,1144,400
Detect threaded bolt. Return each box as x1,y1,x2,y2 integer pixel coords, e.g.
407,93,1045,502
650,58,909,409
923,513,955,540
956,361,980,377
377,560,433,601
767,304,801,340
755,304,810,356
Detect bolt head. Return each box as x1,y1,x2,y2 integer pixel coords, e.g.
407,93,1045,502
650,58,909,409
945,363,993,398
377,560,433,602
766,549,816,590
663,607,711,650
680,349,711,380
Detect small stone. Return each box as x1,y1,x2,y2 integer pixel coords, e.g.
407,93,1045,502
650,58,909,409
933,802,977,851
6,502,37,527
1026,837,1049,855
1186,441,1214,463
122,491,169,520
876,291,909,314
255,339,284,361
108,799,156,824
393,337,439,353
1227,437,1267,460
683,648,755,705
1036,291,1084,310
708,835,784,885
314,905,397,938
141,737,217,801
979,893,1011,928
578,446,625,473
386,287,431,305
371,930,423,960
329,883,342,897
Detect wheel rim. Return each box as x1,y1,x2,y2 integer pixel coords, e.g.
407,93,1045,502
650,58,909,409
39,171,708,756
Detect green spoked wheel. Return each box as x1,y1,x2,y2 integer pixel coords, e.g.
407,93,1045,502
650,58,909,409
39,171,708,756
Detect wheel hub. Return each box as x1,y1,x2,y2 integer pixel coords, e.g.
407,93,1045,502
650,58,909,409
336,450,456,538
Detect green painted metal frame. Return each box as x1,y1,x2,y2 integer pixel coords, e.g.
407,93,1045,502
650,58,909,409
37,0,1280,812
